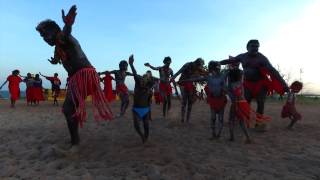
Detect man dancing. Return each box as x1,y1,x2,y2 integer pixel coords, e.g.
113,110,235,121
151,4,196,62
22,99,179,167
36,5,112,150
99,61,133,117
129,55,157,143
220,40,289,131
145,57,178,118
171,58,206,123
40,72,61,105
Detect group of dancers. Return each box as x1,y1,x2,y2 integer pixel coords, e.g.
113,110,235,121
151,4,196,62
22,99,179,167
0,5,303,151
0,72,61,107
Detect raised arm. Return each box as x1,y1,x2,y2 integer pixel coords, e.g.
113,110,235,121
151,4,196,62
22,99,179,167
144,63,160,71
61,5,77,36
128,55,138,76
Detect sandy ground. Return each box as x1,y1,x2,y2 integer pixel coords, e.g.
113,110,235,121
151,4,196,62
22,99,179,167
0,98,320,180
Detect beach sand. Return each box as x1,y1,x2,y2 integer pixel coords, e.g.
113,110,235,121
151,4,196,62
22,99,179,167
0,98,320,180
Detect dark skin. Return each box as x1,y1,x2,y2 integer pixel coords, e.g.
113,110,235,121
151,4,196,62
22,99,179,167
171,59,205,123
23,73,35,106
39,72,61,105
220,41,289,129
129,55,157,143
226,66,251,143
180,63,227,138
99,62,134,116
37,5,93,146
145,59,178,118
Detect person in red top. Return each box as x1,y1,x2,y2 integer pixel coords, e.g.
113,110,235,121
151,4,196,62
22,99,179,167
33,74,45,105
22,73,35,106
40,72,61,105
99,72,116,102
0,70,23,107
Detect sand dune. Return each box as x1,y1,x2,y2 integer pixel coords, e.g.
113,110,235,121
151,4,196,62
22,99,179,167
0,98,319,180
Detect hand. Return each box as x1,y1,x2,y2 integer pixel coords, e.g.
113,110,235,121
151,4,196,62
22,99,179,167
48,57,59,64
144,63,150,67
128,54,134,64
62,5,77,26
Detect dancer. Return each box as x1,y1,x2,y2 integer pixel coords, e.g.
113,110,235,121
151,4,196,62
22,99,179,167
22,73,35,106
171,58,206,123
145,57,178,117
99,61,133,117
226,62,270,143
33,74,45,105
129,55,157,143
220,40,289,131
0,70,22,107
281,81,303,129
153,79,162,105
36,5,112,149
100,72,116,102
40,72,61,105
179,61,227,138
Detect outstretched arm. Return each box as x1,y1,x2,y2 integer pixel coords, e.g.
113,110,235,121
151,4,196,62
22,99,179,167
219,56,240,65
144,63,160,71
62,5,77,36
0,80,8,89
263,59,289,92
178,76,207,83
39,72,48,78
171,63,187,80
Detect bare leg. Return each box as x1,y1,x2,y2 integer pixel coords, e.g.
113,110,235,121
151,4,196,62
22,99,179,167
216,108,225,138
180,87,188,122
63,93,80,146
229,103,236,141
186,92,193,123
120,93,129,116
210,108,217,138
239,120,251,143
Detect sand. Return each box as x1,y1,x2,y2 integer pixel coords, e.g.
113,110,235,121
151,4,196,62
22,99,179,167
0,98,320,180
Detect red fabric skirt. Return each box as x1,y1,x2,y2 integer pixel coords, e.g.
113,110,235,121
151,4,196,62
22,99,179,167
154,91,162,104
179,82,195,92
26,87,35,102
236,100,271,127
207,95,227,111
116,83,128,95
103,77,115,102
159,82,172,96
243,79,269,98
281,103,301,120
33,87,44,101
67,67,113,128
9,86,20,101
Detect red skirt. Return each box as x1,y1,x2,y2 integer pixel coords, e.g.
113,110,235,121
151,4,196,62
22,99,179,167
281,103,301,120
207,95,227,111
33,87,44,101
154,91,162,104
9,86,20,101
159,82,172,96
243,80,269,98
116,84,128,95
179,82,195,92
236,100,271,127
26,87,35,102
67,67,113,128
